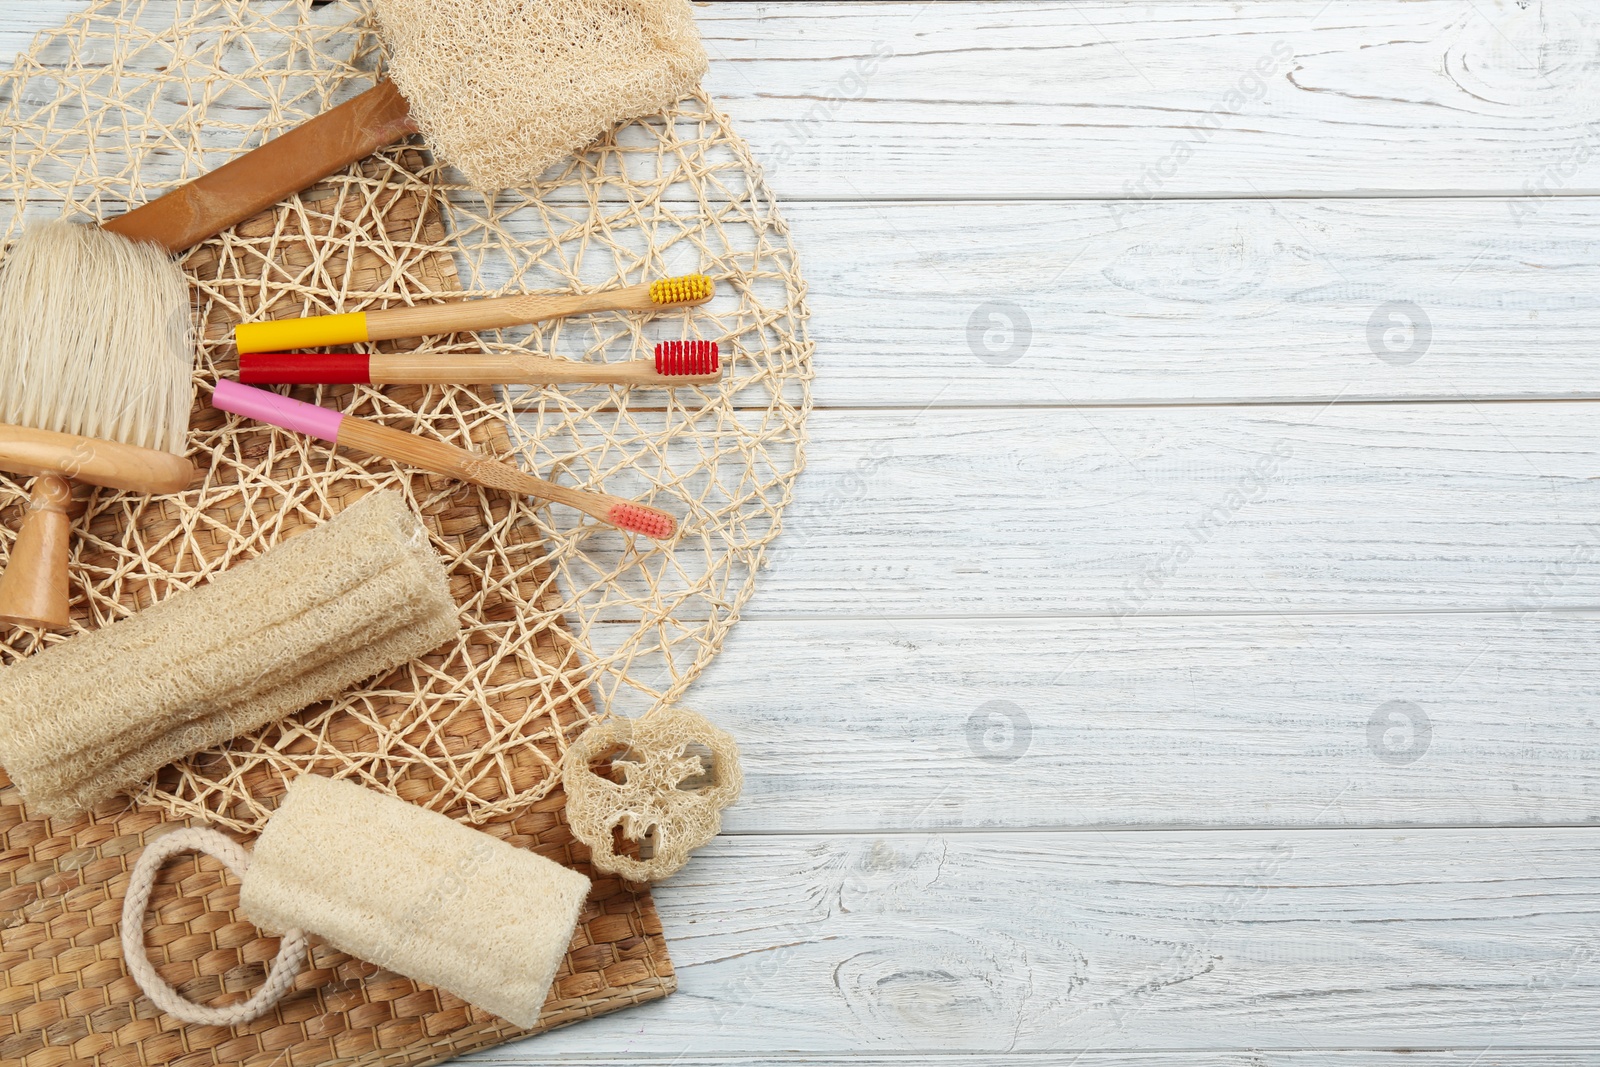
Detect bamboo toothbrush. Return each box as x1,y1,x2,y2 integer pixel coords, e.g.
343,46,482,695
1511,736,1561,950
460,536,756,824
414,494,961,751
239,341,722,387
235,275,716,355
211,381,676,540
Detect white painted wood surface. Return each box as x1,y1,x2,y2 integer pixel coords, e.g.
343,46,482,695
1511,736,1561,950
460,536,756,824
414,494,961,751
698,0,1600,200
752,403,1600,617
525,828,1600,1052
687,611,1600,832
790,197,1600,406
6,1,1600,1064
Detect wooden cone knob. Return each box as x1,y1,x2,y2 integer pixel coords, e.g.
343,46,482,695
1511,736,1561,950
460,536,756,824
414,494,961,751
0,425,194,630
0,475,74,629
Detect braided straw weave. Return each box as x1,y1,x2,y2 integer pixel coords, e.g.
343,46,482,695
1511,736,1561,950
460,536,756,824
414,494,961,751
0,0,812,832
0,771,676,1066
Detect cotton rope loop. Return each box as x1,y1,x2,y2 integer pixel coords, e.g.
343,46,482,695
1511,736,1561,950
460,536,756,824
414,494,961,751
0,1,811,832
120,827,309,1027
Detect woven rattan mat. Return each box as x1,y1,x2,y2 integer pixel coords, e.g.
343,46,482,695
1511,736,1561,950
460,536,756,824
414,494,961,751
0,773,673,1067
0,168,674,1065
1,0,812,834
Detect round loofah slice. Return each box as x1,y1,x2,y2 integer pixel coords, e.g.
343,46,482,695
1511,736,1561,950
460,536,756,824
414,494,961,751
375,0,709,189
562,706,742,882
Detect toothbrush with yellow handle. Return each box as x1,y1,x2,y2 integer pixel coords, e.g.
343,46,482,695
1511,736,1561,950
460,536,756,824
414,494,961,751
235,275,715,355
239,341,722,387
212,380,676,540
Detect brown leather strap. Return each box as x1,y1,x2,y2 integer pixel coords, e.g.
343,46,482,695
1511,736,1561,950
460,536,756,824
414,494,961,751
102,80,417,254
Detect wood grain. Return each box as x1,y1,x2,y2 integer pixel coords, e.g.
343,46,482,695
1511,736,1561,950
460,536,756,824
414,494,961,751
8,3,1600,1065
475,1057,1600,1066
0,474,70,627
14,2,1600,202
783,196,1600,407
700,0,1600,199
681,612,1600,833
734,403,1600,617
525,828,1600,1052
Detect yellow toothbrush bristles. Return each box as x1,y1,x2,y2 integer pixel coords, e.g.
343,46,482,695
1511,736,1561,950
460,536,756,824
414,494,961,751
649,273,714,306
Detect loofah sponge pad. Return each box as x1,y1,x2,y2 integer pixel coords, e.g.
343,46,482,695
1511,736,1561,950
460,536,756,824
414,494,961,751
374,0,708,189
0,490,458,817
241,774,592,1028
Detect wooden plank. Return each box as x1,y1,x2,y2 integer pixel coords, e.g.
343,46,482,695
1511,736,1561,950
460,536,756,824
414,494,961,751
701,1,1600,199
0,3,73,56
785,196,1600,407
518,828,1600,1053
680,612,1600,833
470,1055,1600,1062
476,1056,1600,1066
14,3,1600,202
730,402,1600,617
474,1056,1600,1067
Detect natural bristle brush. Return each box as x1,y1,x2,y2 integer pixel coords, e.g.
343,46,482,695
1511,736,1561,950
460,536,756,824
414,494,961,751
240,340,722,387
0,222,197,628
234,275,717,354
0,83,429,629
212,381,677,540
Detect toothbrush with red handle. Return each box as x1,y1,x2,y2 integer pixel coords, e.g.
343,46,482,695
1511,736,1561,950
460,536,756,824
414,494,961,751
212,380,676,540
239,341,721,387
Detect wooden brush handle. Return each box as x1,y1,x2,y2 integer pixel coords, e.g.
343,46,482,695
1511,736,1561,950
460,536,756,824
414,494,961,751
0,424,196,494
368,353,720,387
0,476,73,628
337,419,632,528
102,81,417,254
0,427,195,628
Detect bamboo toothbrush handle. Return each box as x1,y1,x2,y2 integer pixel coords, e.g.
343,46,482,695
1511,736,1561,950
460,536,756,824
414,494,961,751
211,381,673,537
236,284,665,353
336,419,632,525
361,286,661,343
239,351,723,387
370,353,616,385
368,353,715,386
102,81,417,254
0,476,73,628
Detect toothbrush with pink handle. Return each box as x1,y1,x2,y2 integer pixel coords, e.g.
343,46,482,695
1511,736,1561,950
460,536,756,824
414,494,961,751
212,380,676,540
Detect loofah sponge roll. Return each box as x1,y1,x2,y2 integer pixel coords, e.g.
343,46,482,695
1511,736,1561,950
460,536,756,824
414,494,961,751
240,774,592,1028
0,490,459,817
374,0,708,190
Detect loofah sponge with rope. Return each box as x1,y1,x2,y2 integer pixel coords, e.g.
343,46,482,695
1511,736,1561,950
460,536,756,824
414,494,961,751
374,0,709,189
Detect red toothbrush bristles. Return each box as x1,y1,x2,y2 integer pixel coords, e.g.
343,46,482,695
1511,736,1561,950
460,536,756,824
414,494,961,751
608,503,677,539
654,340,720,377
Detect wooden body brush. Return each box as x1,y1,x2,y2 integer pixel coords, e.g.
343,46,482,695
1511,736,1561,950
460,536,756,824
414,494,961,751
212,381,676,540
234,275,715,354
0,223,197,627
240,341,722,387
102,82,418,255
0,80,427,626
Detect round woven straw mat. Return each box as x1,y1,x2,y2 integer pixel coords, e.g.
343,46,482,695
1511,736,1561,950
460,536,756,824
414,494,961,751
0,0,811,831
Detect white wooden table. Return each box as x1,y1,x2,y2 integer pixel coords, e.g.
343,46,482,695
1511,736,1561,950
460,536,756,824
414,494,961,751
11,1,1600,1063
